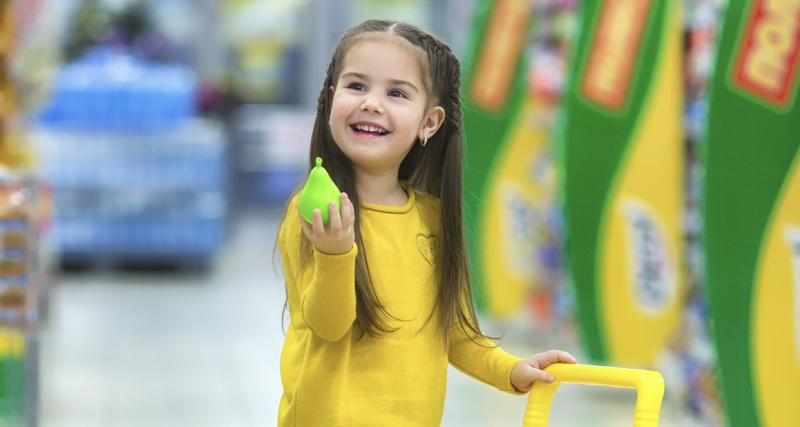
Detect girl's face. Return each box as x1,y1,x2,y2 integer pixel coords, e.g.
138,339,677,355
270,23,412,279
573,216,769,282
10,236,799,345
329,36,433,175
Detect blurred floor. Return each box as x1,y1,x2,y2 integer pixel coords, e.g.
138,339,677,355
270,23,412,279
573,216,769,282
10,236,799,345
39,211,706,427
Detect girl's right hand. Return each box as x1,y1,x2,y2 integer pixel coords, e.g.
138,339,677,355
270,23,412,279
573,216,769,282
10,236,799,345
299,192,355,255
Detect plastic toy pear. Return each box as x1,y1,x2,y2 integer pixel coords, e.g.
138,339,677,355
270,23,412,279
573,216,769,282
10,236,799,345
298,157,341,225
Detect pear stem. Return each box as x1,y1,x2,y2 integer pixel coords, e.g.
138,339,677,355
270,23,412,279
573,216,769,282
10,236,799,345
315,157,322,168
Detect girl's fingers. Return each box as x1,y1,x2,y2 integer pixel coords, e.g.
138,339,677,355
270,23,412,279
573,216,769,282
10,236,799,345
547,350,576,364
300,220,313,240
298,207,313,239
526,365,554,384
328,201,342,233
536,368,556,383
312,209,325,235
341,193,355,225
561,351,577,363
534,350,574,368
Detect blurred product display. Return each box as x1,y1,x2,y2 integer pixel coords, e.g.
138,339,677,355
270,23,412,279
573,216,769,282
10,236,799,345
230,105,312,208
30,3,227,269
0,1,51,425
0,172,47,427
518,0,577,358
0,173,44,327
658,0,725,425
220,0,307,104
31,118,226,268
38,48,197,131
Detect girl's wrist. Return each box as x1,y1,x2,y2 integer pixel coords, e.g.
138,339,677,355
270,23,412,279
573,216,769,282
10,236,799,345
314,241,355,256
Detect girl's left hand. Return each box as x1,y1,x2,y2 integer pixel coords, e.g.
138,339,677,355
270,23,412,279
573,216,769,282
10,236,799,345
510,350,577,393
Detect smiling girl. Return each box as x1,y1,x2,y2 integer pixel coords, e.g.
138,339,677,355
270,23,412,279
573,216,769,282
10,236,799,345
276,19,575,426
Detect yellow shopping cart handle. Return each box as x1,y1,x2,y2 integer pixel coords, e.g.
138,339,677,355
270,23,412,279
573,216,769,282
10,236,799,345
522,363,664,427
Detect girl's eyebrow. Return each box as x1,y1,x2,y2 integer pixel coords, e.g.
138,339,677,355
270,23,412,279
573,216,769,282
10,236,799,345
341,72,419,93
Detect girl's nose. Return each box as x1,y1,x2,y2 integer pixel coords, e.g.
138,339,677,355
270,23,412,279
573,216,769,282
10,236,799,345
360,96,384,114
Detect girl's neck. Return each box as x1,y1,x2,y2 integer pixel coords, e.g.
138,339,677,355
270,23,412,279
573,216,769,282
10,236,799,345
354,168,407,206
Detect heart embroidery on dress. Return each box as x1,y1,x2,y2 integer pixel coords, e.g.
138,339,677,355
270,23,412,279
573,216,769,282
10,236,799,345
416,234,437,266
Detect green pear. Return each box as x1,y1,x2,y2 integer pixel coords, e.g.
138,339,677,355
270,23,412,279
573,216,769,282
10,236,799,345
297,157,342,225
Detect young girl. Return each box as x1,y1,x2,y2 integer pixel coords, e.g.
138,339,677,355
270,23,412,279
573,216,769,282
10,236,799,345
277,19,575,426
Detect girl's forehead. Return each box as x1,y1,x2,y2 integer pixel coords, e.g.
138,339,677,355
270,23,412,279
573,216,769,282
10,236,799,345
341,33,429,81
349,32,423,53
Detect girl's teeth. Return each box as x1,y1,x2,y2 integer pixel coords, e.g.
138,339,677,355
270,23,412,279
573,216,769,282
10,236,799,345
354,124,385,134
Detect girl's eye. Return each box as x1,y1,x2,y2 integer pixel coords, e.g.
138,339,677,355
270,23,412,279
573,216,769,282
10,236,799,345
388,89,408,99
346,82,365,91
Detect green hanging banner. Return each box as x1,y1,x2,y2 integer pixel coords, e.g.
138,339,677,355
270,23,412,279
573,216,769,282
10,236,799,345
462,0,536,316
704,1,800,426
560,0,684,364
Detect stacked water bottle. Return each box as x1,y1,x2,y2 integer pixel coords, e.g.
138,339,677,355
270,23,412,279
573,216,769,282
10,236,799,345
33,48,226,267
39,48,196,131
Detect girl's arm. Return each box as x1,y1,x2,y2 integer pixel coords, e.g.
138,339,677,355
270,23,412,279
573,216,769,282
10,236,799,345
278,195,358,342
447,321,524,394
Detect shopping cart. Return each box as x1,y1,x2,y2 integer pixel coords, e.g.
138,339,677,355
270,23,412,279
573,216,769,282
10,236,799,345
523,364,664,427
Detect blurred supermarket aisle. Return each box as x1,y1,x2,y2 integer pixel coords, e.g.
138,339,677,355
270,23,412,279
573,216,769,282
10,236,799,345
38,210,704,427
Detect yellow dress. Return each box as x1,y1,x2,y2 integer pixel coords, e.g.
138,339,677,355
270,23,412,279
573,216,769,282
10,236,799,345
277,183,522,426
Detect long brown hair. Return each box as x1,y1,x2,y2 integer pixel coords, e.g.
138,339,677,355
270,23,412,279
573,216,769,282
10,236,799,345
280,19,493,346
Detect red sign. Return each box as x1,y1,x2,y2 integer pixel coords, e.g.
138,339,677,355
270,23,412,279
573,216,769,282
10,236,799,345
732,0,800,107
582,0,652,111
470,0,528,112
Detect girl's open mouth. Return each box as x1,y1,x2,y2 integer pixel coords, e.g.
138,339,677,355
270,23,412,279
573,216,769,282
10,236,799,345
350,123,390,139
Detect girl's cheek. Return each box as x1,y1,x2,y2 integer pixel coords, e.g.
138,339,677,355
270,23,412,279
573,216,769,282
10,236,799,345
328,101,345,123
330,96,354,120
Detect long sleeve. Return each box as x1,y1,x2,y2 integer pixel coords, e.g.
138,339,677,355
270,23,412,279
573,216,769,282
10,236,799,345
277,196,358,342
447,320,523,394
279,186,484,426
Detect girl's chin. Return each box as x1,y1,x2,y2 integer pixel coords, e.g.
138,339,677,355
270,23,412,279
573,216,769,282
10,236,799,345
341,150,404,171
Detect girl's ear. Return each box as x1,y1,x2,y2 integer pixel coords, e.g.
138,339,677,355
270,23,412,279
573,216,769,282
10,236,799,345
420,106,446,141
